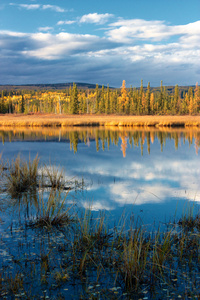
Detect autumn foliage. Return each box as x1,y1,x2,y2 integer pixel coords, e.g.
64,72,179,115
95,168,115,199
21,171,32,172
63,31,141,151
0,80,200,116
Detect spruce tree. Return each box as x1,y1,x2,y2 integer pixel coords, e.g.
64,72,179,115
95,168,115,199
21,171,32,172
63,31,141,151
95,84,100,113
146,82,151,114
70,83,78,114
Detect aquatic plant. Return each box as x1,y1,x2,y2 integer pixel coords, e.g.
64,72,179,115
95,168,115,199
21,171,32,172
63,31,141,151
117,227,151,290
40,164,71,191
0,156,200,299
30,189,74,227
0,207,200,299
5,154,39,196
76,209,112,251
178,206,200,231
5,273,24,294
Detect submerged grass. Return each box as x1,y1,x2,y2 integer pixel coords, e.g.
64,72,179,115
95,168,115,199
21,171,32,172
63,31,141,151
4,154,39,196
0,205,200,298
41,164,69,190
1,155,73,197
178,205,200,231
29,189,75,228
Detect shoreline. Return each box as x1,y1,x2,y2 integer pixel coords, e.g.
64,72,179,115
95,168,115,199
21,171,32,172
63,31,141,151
1,114,200,127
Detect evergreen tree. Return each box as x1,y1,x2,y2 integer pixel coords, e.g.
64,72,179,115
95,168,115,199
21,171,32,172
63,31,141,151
105,84,110,114
21,95,25,113
95,84,100,113
173,85,179,114
138,80,143,114
0,90,5,113
99,85,105,113
194,83,200,113
146,82,151,115
158,80,164,112
70,83,78,114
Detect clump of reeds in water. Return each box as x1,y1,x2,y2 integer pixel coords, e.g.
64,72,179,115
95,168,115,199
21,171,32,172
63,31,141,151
1,155,200,298
178,206,200,231
0,153,3,174
77,209,112,250
4,154,39,196
30,189,75,228
72,209,200,298
41,165,68,190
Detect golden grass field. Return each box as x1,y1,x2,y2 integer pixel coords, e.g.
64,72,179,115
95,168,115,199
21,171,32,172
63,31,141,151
1,114,200,127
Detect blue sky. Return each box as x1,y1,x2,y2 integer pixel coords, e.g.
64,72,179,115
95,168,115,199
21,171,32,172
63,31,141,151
0,0,200,87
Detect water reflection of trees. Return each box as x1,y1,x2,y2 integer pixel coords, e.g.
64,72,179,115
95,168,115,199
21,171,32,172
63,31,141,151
1,127,200,157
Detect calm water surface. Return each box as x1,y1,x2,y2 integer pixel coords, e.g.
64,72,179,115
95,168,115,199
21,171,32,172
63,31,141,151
1,127,200,299
0,127,200,226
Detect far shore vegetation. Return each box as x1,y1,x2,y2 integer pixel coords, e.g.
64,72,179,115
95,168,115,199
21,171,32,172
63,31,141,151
0,80,200,117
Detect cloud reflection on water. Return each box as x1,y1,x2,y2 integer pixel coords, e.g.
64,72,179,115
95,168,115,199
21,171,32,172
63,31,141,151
0,128,200,221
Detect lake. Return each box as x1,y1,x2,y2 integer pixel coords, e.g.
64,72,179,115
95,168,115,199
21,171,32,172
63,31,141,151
1,127,200,224
0,126,200,299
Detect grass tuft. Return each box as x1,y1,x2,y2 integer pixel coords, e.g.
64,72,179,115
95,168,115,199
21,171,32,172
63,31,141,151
41,164,70,190
5,154,39,196
30,189,75,228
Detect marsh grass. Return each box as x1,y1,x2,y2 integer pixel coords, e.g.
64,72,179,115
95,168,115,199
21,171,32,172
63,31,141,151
30,189,75,228
4,154,39,196
41,165,68,190
4,272,24,294
0,156,200,298
0,153,4,174
117,227,151,290
178,206,200,231
1,155,71,198
77,209,112,251
2,114,200,127
0,207,200,299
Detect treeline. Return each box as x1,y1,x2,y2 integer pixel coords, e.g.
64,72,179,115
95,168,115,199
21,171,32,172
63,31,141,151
0,80,200,115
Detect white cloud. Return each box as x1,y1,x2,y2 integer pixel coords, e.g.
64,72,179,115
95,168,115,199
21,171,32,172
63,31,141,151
0,30,27,37
19,4,40,10
1,17,200,86
80,13,113,24
0,31,116,60
38,27,53,32
42,5,65,13
9,3,66,12
107,19,200,43
57,20,75,26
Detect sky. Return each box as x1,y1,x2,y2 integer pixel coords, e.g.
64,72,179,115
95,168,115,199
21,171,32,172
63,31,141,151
0,0,200,87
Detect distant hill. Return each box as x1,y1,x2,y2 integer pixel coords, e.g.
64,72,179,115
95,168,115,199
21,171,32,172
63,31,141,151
0,82,196,95
0,82,104,91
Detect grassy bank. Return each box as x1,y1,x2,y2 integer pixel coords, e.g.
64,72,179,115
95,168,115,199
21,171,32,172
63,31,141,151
1,114,200,127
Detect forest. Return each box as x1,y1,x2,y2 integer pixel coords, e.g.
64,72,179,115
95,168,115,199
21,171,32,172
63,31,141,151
0,80,200,115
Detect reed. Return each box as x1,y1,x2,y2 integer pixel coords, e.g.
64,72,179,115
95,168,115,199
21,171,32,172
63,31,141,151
0,156,200,298
0,153,3,175
114,226,151,290
5,273,24,294
178,206,200,231
0,208,200,298
77,209,111,251
41,165,67,190
5,154,39,196
30,189,74,227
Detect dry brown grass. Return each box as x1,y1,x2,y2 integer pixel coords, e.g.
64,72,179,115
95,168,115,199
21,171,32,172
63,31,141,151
1,114,200,127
